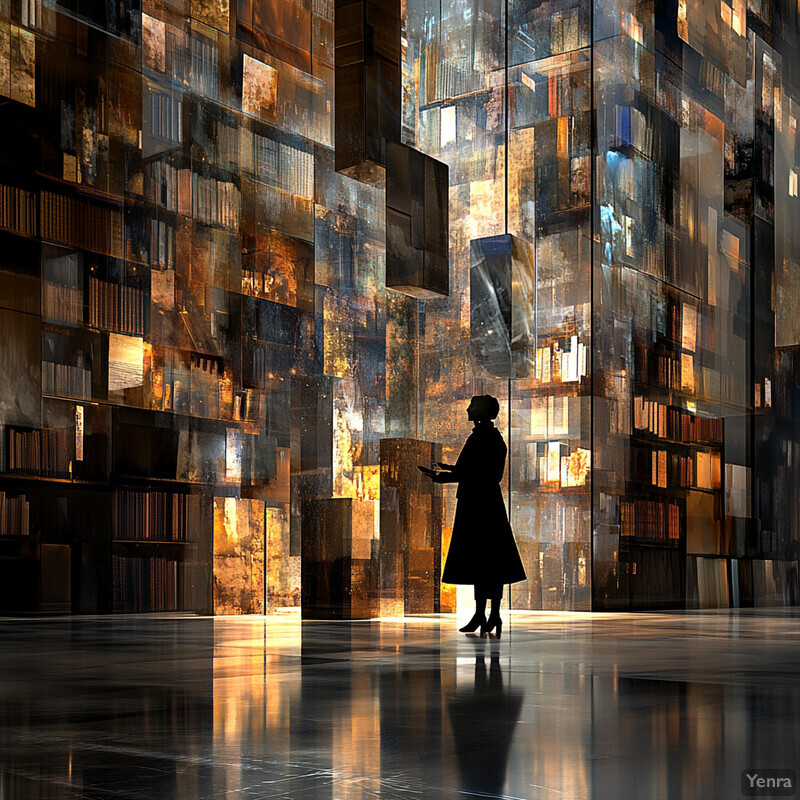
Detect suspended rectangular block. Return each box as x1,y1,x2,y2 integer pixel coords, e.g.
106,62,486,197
301,497,378,619
386,142,449,298
266,507,301,607
379,438,442,615
213,497,265,614
334,0,401,182
470,234,536,379
289,376,334,555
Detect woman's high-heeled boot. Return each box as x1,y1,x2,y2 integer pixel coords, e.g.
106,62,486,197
481,614,503,638
459,612,487,633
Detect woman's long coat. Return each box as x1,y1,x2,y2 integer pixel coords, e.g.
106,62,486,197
438,422,527,586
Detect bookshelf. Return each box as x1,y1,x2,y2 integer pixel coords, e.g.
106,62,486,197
41,191,124,258
112,554,179,612
0,491,31,536
615,288,727,603
7,427,72,478
0,184,37,237
620,497,681,546
113,490,192,542
89,278,146,335
43,253,83,325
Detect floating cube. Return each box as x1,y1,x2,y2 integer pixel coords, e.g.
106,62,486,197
386,143,449,298
334,0,401,182
470,234,536,379
301,497,379,619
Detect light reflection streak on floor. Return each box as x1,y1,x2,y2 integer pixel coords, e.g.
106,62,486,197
0,609,798,799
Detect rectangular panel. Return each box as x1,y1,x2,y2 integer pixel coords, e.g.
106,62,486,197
334,0,401,181
379,437,442,615
385,142,449,298
213,497,266,614
470,234,535,379
301,496,378,618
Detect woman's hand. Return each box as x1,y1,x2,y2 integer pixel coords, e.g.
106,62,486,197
419,465,455,483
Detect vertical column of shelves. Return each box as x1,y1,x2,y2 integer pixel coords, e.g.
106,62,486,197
625,397,724,540
110,487,206,613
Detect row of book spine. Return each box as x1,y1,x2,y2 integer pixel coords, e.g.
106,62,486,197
0,492,30,536
152,365,233,419
425,50,481,103
112,555,179,612
614,104,654,159
89,278,145,335
534,341,587,384
212,121,239,169
633,397,724,443
42,281,83,325
636,344,742,404
113,491,188,541
151,365,229,418
147,91,183,143
635,444,722,491
42,361,92,399
20,0,42,29
144,161,245,230
681,415,723,444
675,454,694,489
146,161,179,211
41,191,124,257
153,30,218,98
254,135,314,198
191,35,218,97
0,184,37,237
164,27,192,86
149,217,175,268
655,354,684,391
620,499,681,544
7,428,71,477
192,172,241,228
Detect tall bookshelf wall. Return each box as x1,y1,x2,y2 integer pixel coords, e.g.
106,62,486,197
2,0,800,615
0,0,334,614
400,0,800,612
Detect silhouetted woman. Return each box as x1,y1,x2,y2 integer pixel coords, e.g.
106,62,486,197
420,395,526,637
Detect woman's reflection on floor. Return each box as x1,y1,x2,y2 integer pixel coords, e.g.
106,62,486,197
447,646,525,797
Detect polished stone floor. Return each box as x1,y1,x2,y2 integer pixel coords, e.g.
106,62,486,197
1,610,799,800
